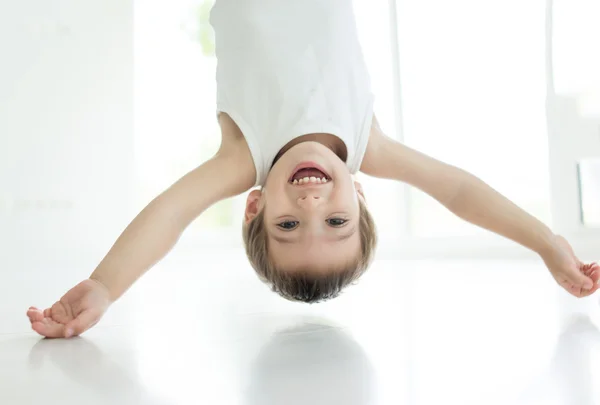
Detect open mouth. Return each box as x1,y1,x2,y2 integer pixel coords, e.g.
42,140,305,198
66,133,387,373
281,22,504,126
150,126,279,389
288,163,331,185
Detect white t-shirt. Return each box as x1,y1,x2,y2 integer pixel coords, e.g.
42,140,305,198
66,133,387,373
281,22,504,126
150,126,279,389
210,0,374,186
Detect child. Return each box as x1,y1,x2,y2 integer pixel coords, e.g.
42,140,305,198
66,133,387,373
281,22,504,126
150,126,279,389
27,0,599,338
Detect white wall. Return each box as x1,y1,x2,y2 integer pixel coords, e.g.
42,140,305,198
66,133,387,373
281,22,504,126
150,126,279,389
546,0,600,257
0,0,134,271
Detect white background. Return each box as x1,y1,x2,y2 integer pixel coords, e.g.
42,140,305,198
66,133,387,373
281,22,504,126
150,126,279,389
0,0,134,273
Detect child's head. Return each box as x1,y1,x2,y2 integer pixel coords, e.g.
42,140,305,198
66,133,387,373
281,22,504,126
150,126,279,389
243,141,377,303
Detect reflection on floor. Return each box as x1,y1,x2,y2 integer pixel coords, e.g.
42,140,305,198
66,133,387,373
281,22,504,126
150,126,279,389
1,256,599,405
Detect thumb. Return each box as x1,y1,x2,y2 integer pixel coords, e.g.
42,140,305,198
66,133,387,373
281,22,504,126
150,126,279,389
64,309,100,338
569,269,594,290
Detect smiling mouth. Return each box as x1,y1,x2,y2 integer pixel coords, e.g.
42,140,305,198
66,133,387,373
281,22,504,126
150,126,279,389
289,164,331,185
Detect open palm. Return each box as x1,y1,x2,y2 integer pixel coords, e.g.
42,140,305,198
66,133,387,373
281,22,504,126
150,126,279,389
27,279,111,338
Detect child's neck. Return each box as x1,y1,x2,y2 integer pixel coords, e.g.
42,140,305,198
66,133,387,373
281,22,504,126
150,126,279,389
274,133,348,163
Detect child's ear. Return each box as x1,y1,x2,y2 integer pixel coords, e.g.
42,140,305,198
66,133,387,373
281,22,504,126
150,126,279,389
354,181,366,202
244,189,263,223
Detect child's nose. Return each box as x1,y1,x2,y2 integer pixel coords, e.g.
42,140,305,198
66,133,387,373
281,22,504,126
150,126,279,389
297,195,322,209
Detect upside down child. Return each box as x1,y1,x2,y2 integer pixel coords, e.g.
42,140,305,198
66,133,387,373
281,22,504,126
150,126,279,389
27,0,599,338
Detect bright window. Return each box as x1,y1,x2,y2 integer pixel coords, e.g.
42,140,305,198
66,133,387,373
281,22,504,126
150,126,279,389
353,0,402,238
396,0,552,237
134,0,238,232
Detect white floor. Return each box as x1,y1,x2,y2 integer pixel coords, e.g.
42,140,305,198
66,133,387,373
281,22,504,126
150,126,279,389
1,253,600,405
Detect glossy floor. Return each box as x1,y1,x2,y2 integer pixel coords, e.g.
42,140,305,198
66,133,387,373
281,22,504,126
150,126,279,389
1,254,600,405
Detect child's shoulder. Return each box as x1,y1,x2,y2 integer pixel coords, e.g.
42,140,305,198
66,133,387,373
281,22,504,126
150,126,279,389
360,115,402,178
218,112,247,145
360,116,386,171
216,112,256,185
217,112,251,155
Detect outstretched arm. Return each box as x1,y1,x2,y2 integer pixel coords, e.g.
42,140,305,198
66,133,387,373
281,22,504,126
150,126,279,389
361,118,599,297
28,120,256,337
90,149,254,301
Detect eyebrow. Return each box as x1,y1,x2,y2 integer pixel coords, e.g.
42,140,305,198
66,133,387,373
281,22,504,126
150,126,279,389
271,226,357,244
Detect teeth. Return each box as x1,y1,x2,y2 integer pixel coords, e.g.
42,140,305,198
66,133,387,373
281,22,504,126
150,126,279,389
292,176,331,185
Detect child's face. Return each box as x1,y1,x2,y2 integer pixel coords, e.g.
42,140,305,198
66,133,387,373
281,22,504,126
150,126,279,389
245,141,364,272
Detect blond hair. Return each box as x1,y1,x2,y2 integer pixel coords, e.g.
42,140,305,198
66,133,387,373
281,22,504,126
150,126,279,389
243,199,377,303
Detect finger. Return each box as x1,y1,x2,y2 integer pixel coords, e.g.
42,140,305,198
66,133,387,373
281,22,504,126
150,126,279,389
579,264,599,294
44,308,52,318
567,270,594,290
26,308,44,323
64,309,99,338
31,319,66,339
50,301,71,324
583,267,600,295
578,283,598,297
560,276,598,297
585,265,600,281
586,284,600,296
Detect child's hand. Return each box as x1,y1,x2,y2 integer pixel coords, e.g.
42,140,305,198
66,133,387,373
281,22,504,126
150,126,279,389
26,279,111,338
541,235,600,298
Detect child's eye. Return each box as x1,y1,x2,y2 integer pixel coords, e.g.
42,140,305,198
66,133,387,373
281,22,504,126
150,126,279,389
327,218,348,227
277,220,299,230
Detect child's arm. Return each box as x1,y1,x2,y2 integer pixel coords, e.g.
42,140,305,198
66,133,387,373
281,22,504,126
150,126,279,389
90,149,254,301
362,118,599,297
27,120,256,337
